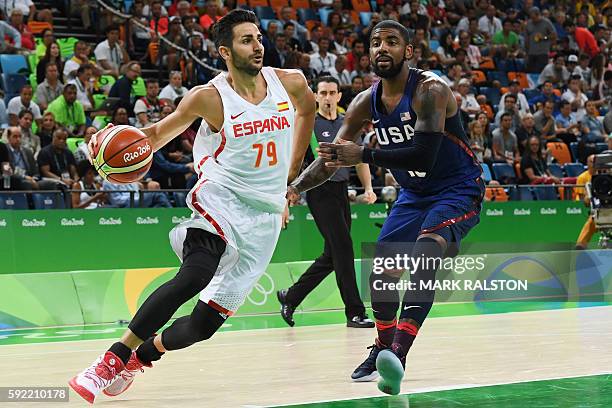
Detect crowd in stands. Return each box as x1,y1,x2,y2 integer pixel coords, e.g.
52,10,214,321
1,0,612,209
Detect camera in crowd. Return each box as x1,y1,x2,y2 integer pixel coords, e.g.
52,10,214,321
587,153,612,247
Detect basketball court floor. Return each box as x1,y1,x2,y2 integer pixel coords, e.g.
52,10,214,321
1,304,610,407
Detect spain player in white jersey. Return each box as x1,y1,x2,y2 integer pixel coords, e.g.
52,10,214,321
68,10,315,404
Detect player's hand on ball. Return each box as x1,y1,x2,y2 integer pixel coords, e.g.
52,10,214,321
88,123,114,165
318,139,364,167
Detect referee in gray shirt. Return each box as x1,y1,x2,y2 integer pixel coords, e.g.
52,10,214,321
278,76,377,328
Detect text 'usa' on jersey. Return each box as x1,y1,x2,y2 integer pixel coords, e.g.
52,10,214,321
370,68,482,194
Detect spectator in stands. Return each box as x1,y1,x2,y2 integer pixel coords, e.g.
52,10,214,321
14,110,39,157
72,161,105,209
36,111,56,148
7,85,42,127
45,84,86,137
148,0,169,36
35,62,63,112
352,54,373,79
562,74,589,120
456,78,480,118
35,28,54,60
583,100,606,143
435,31,456,67
69,64,95,112
328,55,352,89
534,100,559,142
592,70,612,109
478,4,502,40
159,71,187,105
128,0,152,54
492,112,520,165
69,0,92,31
109,61,142,115
37,127,77,187
135,79,163,128
331,27,349,55
515,113,540,154
441,62,463,90
456,29,481,70
525,6,557,73
95,24,130,78
278,6,307,43
555,100,581,144
283,22,302,53
148,149,194,190
564,20,600,58
468,119,490,163
103,179,172,208
499,80,530,117
491,19,520,60
538,54,570,88
406,1,430,31
494,93,521,132
345,39,365,72
37,42,63,85
297,53,315,84
4,126,39,190
159,17,187,71
310,38,337,75
8,9,33,50
74,126,97,164
529,80,562,111
199,0,221,31
573,54,592,84
0,18,20,54
172,0,196,18
1,0,53,23
575,154,595,250
63,41,89,80
520,136,560,184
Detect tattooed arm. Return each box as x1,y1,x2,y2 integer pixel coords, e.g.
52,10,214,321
287,89,372,200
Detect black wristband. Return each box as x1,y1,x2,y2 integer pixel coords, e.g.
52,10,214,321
362,147,374,164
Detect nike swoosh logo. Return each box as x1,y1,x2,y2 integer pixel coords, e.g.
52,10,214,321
230,111,246,120
372,119,380,124
403,305,422,311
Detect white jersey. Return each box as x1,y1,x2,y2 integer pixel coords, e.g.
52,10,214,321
192,67,295,213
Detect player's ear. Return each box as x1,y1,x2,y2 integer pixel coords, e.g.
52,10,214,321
337,91,342,101
218,45,231,62
404,44,413,60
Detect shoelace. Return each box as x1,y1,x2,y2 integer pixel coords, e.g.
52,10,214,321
83,363,117,389
357,345,379,369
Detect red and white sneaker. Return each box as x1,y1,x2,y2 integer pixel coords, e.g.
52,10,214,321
68,351,125,404
103,351,152,397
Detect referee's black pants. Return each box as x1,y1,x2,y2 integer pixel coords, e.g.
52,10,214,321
285,181,366,318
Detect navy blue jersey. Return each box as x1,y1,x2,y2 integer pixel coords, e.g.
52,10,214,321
370,68,482,194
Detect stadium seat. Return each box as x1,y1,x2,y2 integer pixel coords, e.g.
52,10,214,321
564,163,586,177
508,72,529,89
491,163,516,184
57,37,79,59
527,73,539,88
523,88,540,102
0,193,28,209
290,0,308,10
123,0,134,12
66,138,83,154
481,163,492,183
255,6,277,20
533,185,558,200
471,70,487,85
249,0,270,6
485,187,508,202
429,39,439,51
32,193,66,210
547,142,572,164
569,142,579,161
482,87,501,106
2,74,28,95
487,71,509,87
0,55,28,74
297,8,318,23
596,143,608,153
359,12,372,27
547,163,564,178
269,0,288,8
351,0,371,12
508,186,534,201
132,77,146,97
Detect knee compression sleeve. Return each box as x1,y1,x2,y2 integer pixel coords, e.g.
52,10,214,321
161,300,227,350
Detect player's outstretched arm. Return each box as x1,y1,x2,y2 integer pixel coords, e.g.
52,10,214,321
320,77,450,171
140,85,223,152
289,89,372,197
277,69,317,183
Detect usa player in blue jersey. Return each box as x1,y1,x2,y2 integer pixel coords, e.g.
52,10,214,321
287,20,484,395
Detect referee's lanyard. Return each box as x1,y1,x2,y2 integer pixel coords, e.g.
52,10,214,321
110,44,121,67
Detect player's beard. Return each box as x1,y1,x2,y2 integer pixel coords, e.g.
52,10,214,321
231,49,263,76
372,57,406,79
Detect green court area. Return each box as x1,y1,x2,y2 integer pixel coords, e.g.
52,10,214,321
275,374,612,408
0,301,607,346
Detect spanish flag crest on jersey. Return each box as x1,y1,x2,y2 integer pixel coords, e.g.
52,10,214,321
277,101,289,112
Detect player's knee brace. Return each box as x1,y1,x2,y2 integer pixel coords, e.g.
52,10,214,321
370,271,400,322
162,301,226,350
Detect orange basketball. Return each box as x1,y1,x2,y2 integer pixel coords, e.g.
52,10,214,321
92,125,153,184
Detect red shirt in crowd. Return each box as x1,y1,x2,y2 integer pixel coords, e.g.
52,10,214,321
574,27,600,58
